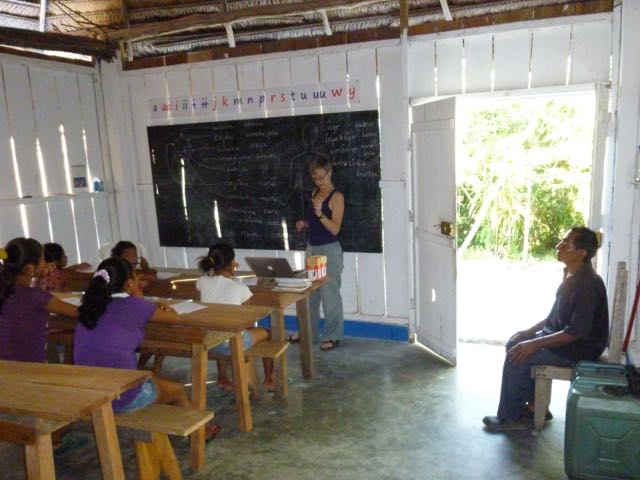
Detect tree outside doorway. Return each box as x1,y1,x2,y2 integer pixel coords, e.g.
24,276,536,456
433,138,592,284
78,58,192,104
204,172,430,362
456,93,595,343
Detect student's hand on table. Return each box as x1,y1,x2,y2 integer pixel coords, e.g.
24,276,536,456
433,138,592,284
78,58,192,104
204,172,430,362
155,302,175,313
506,340,537,364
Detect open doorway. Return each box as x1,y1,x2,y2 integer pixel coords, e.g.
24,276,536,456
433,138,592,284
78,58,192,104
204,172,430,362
455,91,597,344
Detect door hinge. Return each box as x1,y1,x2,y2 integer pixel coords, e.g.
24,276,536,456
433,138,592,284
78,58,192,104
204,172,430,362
408,210,415,223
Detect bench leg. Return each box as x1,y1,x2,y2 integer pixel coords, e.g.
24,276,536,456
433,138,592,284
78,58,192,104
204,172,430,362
25,433,55,480
151,355,165,375
247,359,261,401
189,343,207,470
137,352,153,369
134,433,181,480
534,376,552,430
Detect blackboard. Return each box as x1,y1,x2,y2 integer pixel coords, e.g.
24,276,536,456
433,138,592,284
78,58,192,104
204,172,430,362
147,110,382,253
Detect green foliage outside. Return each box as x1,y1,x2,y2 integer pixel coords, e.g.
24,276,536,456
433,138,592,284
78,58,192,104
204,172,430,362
457,96,594,260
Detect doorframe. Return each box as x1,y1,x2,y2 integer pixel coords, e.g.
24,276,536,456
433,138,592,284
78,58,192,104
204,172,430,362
408,82,611,343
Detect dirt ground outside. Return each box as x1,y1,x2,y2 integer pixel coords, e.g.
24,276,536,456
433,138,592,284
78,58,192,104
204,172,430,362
457,259,564,344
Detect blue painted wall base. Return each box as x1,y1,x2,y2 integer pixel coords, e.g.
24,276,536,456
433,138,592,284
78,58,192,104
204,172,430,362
257,315,409,342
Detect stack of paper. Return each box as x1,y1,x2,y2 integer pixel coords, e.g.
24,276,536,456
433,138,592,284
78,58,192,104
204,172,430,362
273,278,312,292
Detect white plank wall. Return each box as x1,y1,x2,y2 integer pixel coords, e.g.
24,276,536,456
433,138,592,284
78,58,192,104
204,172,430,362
78,74,105,183
408,17,612,98
0,74,18,198
0,53,112,265
571,21,612,84
493,30,531,91
3,62,41,197
464,33,493,93
0,206,25,241
29,66,67,195
436,38,464,96
530,25,571,88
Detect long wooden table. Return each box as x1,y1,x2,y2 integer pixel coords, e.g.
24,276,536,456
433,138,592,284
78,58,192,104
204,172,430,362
50,296,272,471
144,269,324,398
0,361,148,480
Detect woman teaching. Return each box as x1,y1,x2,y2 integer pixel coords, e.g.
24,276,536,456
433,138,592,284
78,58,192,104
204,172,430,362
295,156,345,351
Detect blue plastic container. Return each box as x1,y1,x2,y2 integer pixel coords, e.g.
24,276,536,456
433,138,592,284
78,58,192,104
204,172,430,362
565,361,640,480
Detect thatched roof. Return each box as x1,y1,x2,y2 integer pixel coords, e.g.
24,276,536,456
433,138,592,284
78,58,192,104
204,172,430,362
0,0,613,63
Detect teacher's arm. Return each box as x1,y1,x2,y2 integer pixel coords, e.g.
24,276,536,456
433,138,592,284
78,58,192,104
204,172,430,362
321,191,345,236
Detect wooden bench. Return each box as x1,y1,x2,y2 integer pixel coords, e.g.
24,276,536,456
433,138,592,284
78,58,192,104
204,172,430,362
75,404,213,480
140,339,289,399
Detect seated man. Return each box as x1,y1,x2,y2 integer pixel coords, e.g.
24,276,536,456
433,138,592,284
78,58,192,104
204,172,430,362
483,226,609,432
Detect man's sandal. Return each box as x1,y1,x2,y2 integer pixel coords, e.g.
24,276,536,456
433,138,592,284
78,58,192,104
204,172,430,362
321,340,340,351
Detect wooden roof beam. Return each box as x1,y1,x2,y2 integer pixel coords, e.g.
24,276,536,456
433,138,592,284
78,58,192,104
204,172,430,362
399,0,408,35
0,27,116,59
101,0,389,41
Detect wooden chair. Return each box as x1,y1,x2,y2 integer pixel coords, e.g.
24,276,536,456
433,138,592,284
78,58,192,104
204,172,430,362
531,261,628,430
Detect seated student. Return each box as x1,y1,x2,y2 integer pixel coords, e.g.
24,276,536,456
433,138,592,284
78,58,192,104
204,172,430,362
0,237,78,362
73,257,219,438
482,227,609,432
197,243,275,392
37,242,91,292
111,240,157,288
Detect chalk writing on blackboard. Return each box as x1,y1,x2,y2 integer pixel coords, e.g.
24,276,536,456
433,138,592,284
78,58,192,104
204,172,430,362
147,110,382,253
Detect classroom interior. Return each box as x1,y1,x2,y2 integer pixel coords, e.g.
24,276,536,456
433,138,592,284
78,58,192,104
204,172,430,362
1,0,640,479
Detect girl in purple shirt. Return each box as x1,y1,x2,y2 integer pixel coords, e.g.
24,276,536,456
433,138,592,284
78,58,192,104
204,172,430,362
0,237,78,362
74,257,220,438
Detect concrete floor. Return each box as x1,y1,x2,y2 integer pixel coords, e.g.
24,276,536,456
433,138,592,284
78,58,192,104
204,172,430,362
0,339,570,479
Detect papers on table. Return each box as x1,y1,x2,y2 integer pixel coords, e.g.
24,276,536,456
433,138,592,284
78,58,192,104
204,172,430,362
156,271,180,280
62,296,83,306
273,278,312,292
76,264,95,274
171,301,207,315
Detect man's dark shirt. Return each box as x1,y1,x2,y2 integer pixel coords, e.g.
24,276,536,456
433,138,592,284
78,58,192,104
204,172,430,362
542,262,609,361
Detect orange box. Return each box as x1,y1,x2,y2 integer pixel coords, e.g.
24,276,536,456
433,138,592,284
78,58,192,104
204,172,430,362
306,255,327,280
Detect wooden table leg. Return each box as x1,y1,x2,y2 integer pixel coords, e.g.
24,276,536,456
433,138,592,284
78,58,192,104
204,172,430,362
296,297,315,379
270,307,289,398
189,342,207,471
229,333,252,432
91,403,125,480
25,433,55,480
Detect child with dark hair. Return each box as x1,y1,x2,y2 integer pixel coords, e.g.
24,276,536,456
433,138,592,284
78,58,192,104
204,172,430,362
0,238,78,362
37,242,91,292
74,256,221,437
197,242,275,392
110,240,157,288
